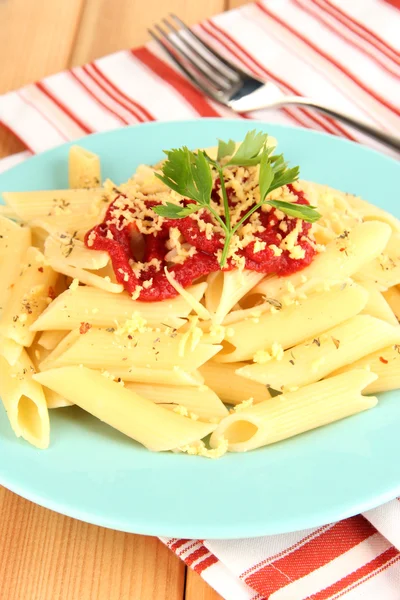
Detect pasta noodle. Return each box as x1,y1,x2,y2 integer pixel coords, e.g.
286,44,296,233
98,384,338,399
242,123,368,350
39,327,222,372
209,370,377,452
30,282,207,331
69,146,101,189
0,246,58,346
34,367,216,451
245,221,391,306
215,283,368,363
199,361,271,405
331,345,400,394
124,382,229,420
0,350,50,448
0,134,398,456
0,216,32,318
237,315,400,390
360,282,398,326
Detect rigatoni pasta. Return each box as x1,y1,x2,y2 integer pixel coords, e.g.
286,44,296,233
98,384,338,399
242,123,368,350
0,134,399,457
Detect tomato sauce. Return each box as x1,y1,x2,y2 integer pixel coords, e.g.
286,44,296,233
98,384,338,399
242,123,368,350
85,184,316,301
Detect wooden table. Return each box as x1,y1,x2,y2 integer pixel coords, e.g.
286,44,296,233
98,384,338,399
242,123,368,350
0,0,249,598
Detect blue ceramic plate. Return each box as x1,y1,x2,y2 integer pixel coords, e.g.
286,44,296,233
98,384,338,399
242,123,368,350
0,119,399,539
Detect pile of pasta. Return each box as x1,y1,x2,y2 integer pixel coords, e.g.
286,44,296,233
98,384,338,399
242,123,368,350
0,145,399,457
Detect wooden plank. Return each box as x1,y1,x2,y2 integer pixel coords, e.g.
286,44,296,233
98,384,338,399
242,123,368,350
186,569,224,600
0,0,85,92
71,0,226,65
228,0,251,7
0,487,185,600
0,0,86,157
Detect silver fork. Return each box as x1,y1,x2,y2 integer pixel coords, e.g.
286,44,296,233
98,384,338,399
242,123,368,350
149,15,400,153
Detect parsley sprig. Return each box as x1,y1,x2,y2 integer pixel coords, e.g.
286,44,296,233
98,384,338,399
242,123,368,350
153,130,321,267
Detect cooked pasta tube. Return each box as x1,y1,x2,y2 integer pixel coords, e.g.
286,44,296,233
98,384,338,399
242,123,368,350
46,258,124,294
237,315,400,390
27,341,72,409
383,286,400,321
69,146,101,189
39,327,222,372
106,367,204,386
34,367,217,451
245,221,391,305
2,188,104,222
0,350,50,448
0,247,57,346
30,282,207,332
215,283,368,363
356,232,400,290
210,370,377,452
199,362,271,405
37,330,67,350
44,234,109,270
332,345,400,394
345,194,400,233
205,270,265,324
0,336,23,366
125,383,228,420
360,282,398,326
0,216,31,317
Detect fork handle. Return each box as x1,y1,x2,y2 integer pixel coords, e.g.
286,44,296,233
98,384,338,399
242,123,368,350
269,97,400,153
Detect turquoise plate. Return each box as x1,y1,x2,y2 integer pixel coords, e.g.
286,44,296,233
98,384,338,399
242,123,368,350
0,119,399,539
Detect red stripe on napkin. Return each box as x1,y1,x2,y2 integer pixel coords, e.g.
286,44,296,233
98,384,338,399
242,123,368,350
256,1,400,118
132,47,221,117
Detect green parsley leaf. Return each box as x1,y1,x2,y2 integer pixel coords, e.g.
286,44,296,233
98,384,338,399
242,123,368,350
226,129,269,166
217,139,236,162
153,202,201,219
266,199,321,223
155,147,212,205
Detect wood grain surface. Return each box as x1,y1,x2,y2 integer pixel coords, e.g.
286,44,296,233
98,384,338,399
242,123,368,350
0,0,249,598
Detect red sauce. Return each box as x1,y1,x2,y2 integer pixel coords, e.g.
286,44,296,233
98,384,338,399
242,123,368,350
85,184,316,301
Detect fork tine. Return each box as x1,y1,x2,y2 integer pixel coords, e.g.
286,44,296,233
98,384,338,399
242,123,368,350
161,17,233,91
170,14,241,82
148,27,223,103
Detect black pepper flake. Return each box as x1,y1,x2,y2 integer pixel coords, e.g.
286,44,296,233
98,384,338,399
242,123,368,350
312,337,321,347
266,298,282,310
106,327,115,333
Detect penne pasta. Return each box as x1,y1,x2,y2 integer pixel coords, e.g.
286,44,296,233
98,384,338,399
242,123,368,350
39,327,222,372
383,286,400,322
2,188,105,222
46,258,124,294
0,246,58,346
215,283,368,363
69,146,101,189
34,367,216,451
0,336,23,366
37,330,67,350
27,340,73,409
30,282,207,332
199,361,271,405
332,345,400,394
205,270,265,324
245,221,391,306
0,350,50,448
2,132,398,457
237,315,400,390
124,382,228,420
0,215,31,317
356,232,400,290
44,234,109,270
209,370,377,452
360,282,398,326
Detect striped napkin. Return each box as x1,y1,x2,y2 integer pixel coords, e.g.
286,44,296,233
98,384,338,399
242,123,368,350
1,1,400,598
